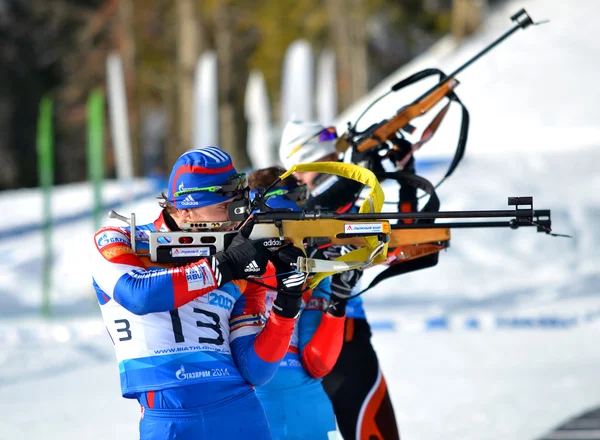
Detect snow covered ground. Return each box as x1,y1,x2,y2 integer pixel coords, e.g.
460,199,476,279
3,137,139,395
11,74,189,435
2,318,599,440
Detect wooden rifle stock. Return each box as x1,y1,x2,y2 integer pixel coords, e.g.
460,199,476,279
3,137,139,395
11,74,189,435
251,220,449,248
356,79,459,153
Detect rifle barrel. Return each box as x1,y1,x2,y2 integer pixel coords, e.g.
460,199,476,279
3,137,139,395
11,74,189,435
391,221,532,230
337,209,536,220
254,208,548,222
411,9,535,105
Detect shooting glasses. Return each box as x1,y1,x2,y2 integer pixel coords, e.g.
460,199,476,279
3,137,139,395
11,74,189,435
173,172,248,199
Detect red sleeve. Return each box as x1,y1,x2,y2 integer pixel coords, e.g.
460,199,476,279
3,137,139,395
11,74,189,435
253,312,297,363
301,312,346,378
239,273,295,362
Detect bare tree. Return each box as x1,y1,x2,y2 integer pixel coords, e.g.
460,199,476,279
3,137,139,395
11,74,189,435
452,0,486,42
326,0,368,111
115,0,139,174
213,2,241,165
175,0,200,158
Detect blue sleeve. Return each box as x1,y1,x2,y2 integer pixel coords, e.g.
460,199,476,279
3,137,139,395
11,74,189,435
91,226,219,315
230,335,280,386
299,277,331,354
229,281,279,386
229,281,296,386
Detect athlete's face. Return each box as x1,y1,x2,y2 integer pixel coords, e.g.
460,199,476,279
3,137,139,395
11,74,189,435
294,171,320,190
293,152,339,191
178,199,238,230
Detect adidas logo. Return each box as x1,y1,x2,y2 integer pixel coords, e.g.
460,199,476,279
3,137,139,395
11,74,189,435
244,260,261,273
181,195,198,206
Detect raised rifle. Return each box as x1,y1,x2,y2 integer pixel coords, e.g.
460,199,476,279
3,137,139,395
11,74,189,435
336,9,547,190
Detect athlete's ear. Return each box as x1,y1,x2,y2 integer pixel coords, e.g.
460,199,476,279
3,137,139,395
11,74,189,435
177,208,191,220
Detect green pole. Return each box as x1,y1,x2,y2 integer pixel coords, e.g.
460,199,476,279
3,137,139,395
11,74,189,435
87,89,105,231
36,97,53,317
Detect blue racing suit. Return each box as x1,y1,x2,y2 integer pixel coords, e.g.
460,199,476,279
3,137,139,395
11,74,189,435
256,267,345,439
91,211,297,440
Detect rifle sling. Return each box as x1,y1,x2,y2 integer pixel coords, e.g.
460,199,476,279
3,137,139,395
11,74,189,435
365,170,442,290
391,68,469,187
375,170,440,221
357,252,440,296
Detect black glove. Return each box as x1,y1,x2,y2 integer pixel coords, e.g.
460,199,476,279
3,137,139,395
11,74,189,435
330,269,363,299
271,245,307,318
212,233,270,285
325,269,363,317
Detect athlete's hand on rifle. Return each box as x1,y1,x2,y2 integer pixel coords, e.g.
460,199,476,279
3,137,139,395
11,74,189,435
331,268,363,299
325,269,362,318
309,245,361,317
271,245,307,318
212,221,269,285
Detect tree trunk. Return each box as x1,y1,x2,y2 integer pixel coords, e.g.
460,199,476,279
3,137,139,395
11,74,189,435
326,0,352,111
214,2,247,168
452,0,486,42
327,0,369,111
349,0,368,101
176,0,199,157
117,0,139,175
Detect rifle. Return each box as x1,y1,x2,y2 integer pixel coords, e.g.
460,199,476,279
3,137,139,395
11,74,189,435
336,9,546,188
109,195,553,288
108,163,561,289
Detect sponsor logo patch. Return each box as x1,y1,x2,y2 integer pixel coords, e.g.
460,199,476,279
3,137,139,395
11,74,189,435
172,247,211,257
343,223,384,234
96,230,130,248
185,265,212,290
244,260,261,273
175,365,230,380
262,238,284,247
176,365,210,380
181,194,198,206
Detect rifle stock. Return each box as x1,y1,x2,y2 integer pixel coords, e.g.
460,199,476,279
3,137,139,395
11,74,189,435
356,79,459,153
147,221,450,262
145,219,396,266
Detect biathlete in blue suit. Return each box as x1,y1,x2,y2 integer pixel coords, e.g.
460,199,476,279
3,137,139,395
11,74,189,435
280,122,401,440
248,167,348,440
91,147,308,440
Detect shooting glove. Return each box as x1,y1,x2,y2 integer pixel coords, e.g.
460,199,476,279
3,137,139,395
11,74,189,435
325,268,363,318
212,233,269,286
271,245,307,318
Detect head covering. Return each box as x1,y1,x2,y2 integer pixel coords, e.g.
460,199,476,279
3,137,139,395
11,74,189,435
168,147,238,209
249,186,302,211
279,120,337,169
